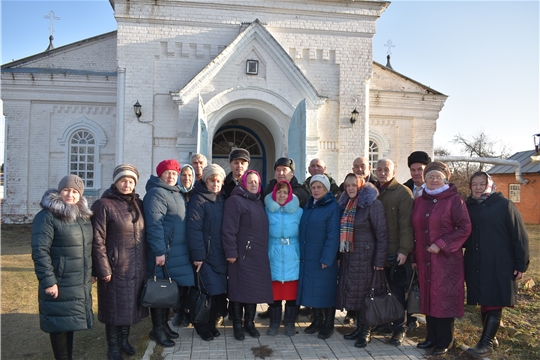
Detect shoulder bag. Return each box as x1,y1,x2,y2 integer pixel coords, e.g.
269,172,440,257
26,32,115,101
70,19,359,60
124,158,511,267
362,270,405,327
406,268,421,315
186,271,212,324
139,264,179,309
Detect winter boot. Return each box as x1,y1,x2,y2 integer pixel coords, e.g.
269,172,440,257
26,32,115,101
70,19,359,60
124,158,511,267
481,311,499,348
105,325,124,360
119,326,136,356
50,332,72,360
266,304,282,336
231,301,245,341
243,303,260,337
162,308,179,339
354,320,372,348
344,314,364,340
304,308,324,334
149,308,175,347
466,309,502,358
284,304,298,336
318,307,335,339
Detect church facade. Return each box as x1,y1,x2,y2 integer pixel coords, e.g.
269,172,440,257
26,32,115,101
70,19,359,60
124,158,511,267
1,0,447,223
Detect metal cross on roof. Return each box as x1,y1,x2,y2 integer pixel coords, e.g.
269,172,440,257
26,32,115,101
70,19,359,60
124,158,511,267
384,40,395,55
44,10,60,37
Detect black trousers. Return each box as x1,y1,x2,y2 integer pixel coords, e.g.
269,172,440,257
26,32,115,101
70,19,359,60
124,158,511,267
426,315,454,348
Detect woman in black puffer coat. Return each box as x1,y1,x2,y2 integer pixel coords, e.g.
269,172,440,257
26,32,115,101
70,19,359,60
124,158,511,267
335,174,389,348
186,164,228,341
32,175,93,360
92,164,148,360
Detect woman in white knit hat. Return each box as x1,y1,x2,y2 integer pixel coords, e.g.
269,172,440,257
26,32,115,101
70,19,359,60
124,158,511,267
91,164,148,359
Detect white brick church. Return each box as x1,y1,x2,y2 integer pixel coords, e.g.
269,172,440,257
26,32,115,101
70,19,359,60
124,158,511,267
1,0,447,223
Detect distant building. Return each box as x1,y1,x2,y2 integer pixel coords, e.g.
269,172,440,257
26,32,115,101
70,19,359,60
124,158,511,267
489,150,540,224
1,0,448,223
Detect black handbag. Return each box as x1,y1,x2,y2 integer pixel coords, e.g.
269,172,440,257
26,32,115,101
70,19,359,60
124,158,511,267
406,268,421,315
186,271,212,325
362,270,405,327
139,264,179,309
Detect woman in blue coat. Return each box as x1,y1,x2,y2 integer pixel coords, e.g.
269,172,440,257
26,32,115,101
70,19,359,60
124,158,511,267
143,159,195,347
264,180,303,336
222,170,273,341
298,174,341,339
186,164,228,341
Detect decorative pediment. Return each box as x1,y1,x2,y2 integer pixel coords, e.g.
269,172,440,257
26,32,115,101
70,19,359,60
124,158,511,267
170,19,326,108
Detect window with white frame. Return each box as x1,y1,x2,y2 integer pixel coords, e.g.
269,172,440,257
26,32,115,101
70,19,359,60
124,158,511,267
69,130,96,188
369,140,379,170
509,184,520,203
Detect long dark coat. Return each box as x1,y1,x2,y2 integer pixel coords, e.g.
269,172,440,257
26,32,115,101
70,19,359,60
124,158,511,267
464,192,529,306
335,183,389,311
186,181,227,296
143,175,194,287
297,191,341,308
411,184,471,318
31,189,94,333
91,187,148,326
222,186,273,304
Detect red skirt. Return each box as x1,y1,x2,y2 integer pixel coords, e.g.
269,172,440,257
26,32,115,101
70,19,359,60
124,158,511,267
272,280,298,301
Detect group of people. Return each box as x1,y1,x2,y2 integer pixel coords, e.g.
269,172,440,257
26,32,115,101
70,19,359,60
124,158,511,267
31,148,529,360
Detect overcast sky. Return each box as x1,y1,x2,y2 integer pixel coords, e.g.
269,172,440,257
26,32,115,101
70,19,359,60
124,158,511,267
2,0,539,155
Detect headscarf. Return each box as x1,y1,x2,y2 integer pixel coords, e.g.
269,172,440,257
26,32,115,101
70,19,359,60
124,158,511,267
470,171,497,203
339,173,365,253
272,180,293,206
178,164,195,193
241,170,262,194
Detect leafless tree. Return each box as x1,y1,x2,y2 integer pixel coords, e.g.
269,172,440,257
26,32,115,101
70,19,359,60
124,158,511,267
437,132,512,198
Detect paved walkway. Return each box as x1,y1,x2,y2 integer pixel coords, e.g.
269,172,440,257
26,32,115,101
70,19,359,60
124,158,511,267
142,305,429,360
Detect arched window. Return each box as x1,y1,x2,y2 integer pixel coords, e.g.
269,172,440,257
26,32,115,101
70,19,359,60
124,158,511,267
369,140,379,170
69,130,96,188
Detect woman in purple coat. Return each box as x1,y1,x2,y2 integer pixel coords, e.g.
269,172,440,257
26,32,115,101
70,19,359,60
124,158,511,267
222,170,273,341
411,162,471,356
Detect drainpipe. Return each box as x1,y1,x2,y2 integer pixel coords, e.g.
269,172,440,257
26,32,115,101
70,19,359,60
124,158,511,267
434,156,529,185
116,68,126,164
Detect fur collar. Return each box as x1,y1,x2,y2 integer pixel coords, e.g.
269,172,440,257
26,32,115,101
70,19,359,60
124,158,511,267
338,182,379,209
40,189,93,221
264,193,300,214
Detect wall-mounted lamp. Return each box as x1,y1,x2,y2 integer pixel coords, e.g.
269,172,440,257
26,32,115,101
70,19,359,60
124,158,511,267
133,100,142,118
350,108,359,124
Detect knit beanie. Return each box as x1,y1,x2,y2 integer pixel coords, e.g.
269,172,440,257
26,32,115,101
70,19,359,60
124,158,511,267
58,174,85,195
202,164,226,183
424,161,451,180
310,174,331,192
113,164,140,185
156,159,181,177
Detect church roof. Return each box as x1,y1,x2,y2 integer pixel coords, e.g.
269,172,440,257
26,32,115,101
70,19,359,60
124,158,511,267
1,31,117,77
373,61,446,96
170,19,326,108
488,150,540,174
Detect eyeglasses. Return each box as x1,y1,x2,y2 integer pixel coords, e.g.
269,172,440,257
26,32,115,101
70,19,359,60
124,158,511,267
427,175,445,181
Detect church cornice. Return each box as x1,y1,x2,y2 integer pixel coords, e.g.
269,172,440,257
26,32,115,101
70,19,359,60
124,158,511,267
170,19,326,108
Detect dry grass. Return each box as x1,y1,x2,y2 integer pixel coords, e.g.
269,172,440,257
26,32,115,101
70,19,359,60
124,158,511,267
1,224,152,360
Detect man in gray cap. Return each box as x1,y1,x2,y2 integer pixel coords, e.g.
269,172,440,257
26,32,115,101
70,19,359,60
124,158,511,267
262,157,309,207
223,148,250,198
